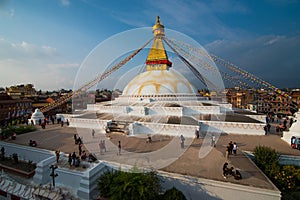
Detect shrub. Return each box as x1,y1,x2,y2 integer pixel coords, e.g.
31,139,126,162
253,145,279,174
1,126,36,138
160,187,187,200
97,170,119,198
253,145,300,198
277,165,300,192
97,169,162,200
12,125,36,134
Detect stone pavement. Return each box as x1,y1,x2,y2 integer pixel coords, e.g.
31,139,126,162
6,123,300,191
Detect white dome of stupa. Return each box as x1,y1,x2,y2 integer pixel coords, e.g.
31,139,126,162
29,108,45,125
122,69,197,96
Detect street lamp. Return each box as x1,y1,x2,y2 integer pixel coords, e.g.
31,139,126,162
50,165,58,187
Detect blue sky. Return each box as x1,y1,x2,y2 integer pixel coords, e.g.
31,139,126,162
0,0,300,90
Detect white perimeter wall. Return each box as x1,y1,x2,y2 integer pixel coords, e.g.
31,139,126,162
66,117,266,137
131,122,199,138
0,142,53,163
149,107,183,116
199,120,265,135
87,104,223,116
183,106,221,115
67,118,108,133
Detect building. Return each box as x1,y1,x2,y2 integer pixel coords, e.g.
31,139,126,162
256,90,294,116
226,88,258,110
0,93,32,126
6,84,37,99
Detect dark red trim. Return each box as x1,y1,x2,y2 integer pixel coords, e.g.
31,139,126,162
146,59,172,66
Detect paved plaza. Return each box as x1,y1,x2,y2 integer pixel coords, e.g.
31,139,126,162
6,123,300,191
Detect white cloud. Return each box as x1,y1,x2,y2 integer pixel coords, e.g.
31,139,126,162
60,0,70,6
48,62,79,69
1,40,57,58
42,45,57,55
0,38,78,90
263,36,285,46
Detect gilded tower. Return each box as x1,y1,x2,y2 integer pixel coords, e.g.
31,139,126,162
122,16,196,96
146,16,172,71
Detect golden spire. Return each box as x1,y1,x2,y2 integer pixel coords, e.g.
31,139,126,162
146,16,172,71
152,16,165,36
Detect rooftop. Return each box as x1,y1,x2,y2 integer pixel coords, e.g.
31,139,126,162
6,123,300,191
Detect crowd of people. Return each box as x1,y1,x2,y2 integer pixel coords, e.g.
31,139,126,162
225,141,238,160
265,114,295,134
34,116,70,130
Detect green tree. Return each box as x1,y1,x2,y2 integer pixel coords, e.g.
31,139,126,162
97,169,162,200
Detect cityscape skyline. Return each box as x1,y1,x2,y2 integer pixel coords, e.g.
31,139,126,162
0,0,300,90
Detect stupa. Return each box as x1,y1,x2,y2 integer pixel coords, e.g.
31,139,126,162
29,109,45,125
65,17,265,136
123,17,196,97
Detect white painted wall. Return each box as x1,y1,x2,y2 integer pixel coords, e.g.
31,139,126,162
183,106,221,115
0,142,53,163
199,120,265,135
67,118,108,133
149,107,183,116
86,101,231,117
282,111,300,144
132,122,199,138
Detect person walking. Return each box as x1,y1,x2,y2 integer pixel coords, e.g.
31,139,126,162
118,141,121,155
267,123,271,134
225,145,230,161
180,135,185,149
99,140,103,155
68,153,72,166
229,141,233,155
74,134,77,144
78,144,82,156
233,142,238,156
103,140,106,152
55,150,60,163
92,129,95,138
211,135,216,147
71,152,76,165
264,125,268,135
